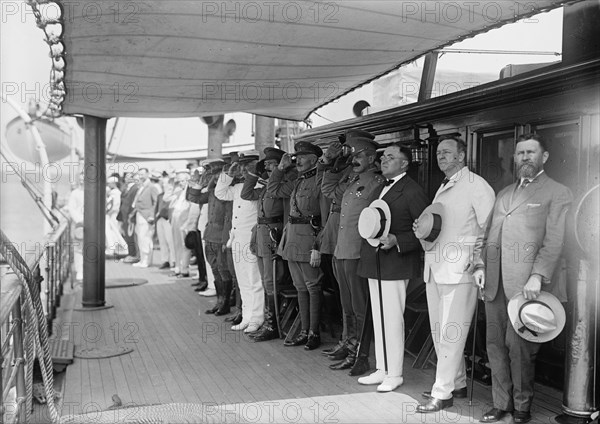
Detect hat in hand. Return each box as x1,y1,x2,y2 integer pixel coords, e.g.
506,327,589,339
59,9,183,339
358,199,391,247
507,292,566,343
414,203,444,251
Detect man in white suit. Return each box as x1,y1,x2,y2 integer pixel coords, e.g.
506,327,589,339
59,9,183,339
415,136,495,413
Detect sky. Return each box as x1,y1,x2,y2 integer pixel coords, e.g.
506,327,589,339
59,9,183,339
1,3,563,157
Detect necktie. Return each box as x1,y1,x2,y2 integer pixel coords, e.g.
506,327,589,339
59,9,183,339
384,179,395,186
520,179,531,190
441,178,449,187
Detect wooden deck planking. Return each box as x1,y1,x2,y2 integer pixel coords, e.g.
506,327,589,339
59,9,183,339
55,259,563,423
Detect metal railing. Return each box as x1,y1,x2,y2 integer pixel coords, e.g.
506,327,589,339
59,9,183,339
1,218,72,424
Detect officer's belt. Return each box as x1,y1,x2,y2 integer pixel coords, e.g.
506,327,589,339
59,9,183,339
288,216,321,225
257,216,283,224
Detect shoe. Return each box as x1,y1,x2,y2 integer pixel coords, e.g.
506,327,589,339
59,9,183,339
132,262,149,268
205,305,219,314
193,281,208,290
284,331,308,347
231,313,243,326
304,332,321,350
358,369,385,385
417,397,453,413
513,411,531,424
169,271,180,277
348,356,371,376
327,346,350,361
177,273,190,278
329,355,355,370
225,311,241,322
199,288,217,297
231,321,249,331
244,322,262,333
322,340,347,356
251,326,278,342
423,387,467,399
158,262,170,269
123,256,139,263
377,376,404,392
214,303,230,316
480,408,512,423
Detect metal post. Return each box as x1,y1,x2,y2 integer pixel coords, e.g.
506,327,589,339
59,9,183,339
12,301,26,423
82,115,107,308
204,115,225,159
417,52,439,102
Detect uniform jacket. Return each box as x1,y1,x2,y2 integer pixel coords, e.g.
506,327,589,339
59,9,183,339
424,166,495,285
187,176,228,244
241,174,284,257
319,165,351,255
357,175,429,280
133,180,159,222
479,171,572,302
323,167,385,260
267,166,328,262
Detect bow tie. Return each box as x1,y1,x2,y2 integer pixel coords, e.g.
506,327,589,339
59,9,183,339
384,179,395,187
441,177,450,187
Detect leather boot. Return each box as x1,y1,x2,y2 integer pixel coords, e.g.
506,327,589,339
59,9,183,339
215,280,232,316
251,295,279,342
348,355,371,376
330,343,357,370
205,278,223,314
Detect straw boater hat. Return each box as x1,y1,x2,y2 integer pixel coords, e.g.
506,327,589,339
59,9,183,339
358,199,392,247
507,292,566,343
414,203,444,251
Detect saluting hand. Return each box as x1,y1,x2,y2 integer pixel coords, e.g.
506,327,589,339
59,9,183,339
279,153,293,170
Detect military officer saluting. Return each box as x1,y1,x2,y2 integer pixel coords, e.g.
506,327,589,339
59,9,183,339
241,147,289,342
322,130,385,374
267,141,328,350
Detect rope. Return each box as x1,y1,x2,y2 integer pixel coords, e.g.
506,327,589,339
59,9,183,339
1,229,60,423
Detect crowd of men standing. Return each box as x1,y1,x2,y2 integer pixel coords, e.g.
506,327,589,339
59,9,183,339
73,130,571,424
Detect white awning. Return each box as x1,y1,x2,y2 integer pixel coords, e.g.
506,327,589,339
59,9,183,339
59,0,568,121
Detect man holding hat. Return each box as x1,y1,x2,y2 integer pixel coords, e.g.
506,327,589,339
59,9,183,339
413,136,495,413
473,134,572,423
130,168,159,268
215,150,264,333
240,147,293,342
321,129,385,375
267,141,328,350
356,144,428,392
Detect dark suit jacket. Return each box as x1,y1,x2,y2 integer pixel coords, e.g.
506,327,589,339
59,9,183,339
480,172,573,302
357,175,429,280
118,183,138,223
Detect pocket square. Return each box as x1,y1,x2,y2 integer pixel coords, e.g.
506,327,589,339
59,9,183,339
527,203,541,208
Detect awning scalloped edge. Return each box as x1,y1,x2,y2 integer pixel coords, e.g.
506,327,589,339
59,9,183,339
27,0,66,119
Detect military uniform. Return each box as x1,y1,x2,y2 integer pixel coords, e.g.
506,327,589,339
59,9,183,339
267,155,328,344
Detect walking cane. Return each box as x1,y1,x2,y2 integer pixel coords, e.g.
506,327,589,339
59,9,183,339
375,245,388,373
469,287,483,406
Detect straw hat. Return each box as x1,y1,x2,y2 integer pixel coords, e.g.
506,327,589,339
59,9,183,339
414,203,444,251
507,292,566,343
358,199,391,247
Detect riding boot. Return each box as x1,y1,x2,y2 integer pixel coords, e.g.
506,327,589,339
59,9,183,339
205,278,223,314
251,295,279,342
215,279,232,316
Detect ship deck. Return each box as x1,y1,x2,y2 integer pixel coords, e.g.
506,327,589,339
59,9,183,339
44,258,563,423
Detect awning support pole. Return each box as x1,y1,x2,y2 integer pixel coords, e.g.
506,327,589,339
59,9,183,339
254,116,275,155
81,115,107,308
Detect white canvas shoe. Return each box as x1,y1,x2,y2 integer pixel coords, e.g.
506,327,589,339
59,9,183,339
231,321,249,331
358,369,386,385
377,376,404,392
198,288,217,297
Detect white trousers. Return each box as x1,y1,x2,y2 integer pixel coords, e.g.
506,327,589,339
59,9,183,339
135,212,154,265
231,231,263,325
156,218,176,264
426,279,477,400
171,223,190,274
368,278,407,378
